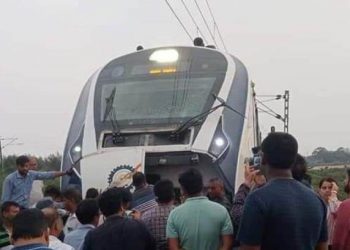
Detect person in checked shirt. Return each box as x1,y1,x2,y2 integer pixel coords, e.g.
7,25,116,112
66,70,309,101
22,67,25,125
141,180,175,250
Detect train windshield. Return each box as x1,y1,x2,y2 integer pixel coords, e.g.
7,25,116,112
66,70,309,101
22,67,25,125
95,47,228,129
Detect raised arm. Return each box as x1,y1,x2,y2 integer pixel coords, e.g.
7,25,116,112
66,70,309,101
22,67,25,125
33,168,71,180
231,165,259,234
1,177,12,202
231,183,250,231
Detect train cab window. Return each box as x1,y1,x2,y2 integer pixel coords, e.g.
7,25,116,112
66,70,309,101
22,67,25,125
94,47,228,137
100,77,216,124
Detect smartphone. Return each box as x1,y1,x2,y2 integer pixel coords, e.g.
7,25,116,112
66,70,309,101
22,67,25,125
244,156,260,168
252,155,262,168
125,210,133,219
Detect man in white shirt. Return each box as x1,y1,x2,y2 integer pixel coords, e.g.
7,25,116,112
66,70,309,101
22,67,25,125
42,207,74,250
28,157,44,207
64,199,100,250
62,188,82,235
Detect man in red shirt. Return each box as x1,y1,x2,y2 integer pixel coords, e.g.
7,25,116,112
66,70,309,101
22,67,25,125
332,169,350,250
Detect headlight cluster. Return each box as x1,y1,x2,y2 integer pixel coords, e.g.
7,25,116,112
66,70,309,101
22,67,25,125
208,119,230,158
69,126,84,165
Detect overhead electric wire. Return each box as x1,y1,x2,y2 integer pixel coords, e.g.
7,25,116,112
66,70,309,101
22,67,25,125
259,98,282,103
1,138,17,149
257,108,275,116
257,107,284,121
164,0,193,41
204,0,228,52
256,99,280,117
194,0,219,48
180,0,208,44
257,94,283,98
257,108,281,120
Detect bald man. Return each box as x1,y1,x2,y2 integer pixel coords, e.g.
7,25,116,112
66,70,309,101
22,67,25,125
207,178,232,212
42,208,74,250
29,157,44,207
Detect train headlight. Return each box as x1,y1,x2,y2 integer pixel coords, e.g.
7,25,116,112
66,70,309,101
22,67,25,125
149,49,179,63
73,145,82,153
208,119,230,159
209,136,229,158
69,126,84,165
214,137,225,147
70,143,82,165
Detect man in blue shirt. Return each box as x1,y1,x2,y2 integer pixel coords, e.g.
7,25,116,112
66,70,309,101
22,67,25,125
64,199,100,250
237,133,328,250
1,155,71,208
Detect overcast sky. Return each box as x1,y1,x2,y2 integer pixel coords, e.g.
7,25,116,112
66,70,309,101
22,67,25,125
1,0,349,156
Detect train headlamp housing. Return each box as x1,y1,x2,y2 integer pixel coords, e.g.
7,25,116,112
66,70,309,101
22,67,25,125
208,118,230,159
69,143,82,165
69,126,84,165
149,49,179,63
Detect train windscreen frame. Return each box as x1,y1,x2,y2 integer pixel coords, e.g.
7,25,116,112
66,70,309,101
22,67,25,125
94,47,228,135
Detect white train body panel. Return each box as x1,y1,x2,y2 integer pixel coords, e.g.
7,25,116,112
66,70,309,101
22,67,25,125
61,46,260,194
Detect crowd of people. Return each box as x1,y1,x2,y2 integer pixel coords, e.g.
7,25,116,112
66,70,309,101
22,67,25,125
1,132,350,250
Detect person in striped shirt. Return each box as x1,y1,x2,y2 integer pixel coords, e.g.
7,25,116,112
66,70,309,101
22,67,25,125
131,172,157,214
141,179,176,250
0,223,11,250
0,201,20,249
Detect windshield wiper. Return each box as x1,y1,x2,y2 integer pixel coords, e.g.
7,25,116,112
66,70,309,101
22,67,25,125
212,94,247,118
103,87,116,122
170,94,246,141
170,103,223,141
102,87,124,143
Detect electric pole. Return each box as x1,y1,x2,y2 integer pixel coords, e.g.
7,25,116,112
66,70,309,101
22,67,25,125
0,137,22,172
283,90,290,133
0,139,2,173
256,89,290,133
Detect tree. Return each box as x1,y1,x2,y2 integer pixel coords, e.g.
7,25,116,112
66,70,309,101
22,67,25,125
312,147,328,156
307,147,350,167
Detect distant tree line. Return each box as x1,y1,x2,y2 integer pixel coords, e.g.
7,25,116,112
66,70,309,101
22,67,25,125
306,147,350,167
2,148,350,175
2,147,350,174
2,153,61,173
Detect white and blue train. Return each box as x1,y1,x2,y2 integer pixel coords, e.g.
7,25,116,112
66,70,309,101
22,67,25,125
61,45,260,195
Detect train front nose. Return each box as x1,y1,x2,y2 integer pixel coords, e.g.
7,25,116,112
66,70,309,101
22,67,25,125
79,148,146,194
